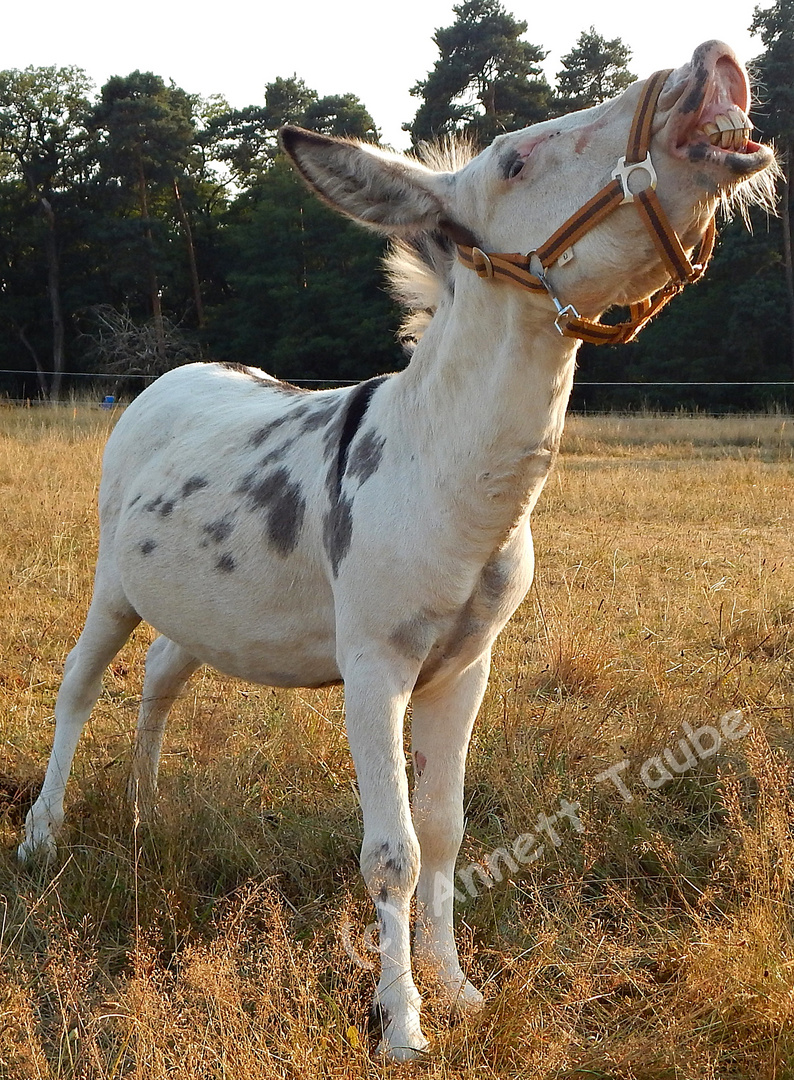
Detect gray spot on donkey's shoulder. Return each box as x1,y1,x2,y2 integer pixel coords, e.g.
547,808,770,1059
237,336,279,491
240,467,306,557
215,552,236,573
144,495,163,512
323,494,353,576
248,415,290,449
322,409,346,462
347,429,386,486
182,475,209,498
300,398,340,433
158,500,175,517
268,482,306,556
140,539,157,555
260,434,299,468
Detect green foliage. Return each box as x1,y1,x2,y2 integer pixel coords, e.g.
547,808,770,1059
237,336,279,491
0,65,93,193
750,0,794,374
88,71,198,189
555,27,635,113
750,0,794,152
201,77,378,182
406,0,551,146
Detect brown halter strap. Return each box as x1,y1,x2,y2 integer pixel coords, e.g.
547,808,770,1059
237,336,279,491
455,69,717,346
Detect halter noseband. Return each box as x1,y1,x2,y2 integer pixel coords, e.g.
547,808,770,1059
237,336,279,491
455,69,716,346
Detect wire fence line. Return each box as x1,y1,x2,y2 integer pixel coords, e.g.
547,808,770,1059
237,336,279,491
2,369,794,388
2,369,794,416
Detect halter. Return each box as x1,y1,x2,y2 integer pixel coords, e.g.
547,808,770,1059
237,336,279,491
455,69,716,346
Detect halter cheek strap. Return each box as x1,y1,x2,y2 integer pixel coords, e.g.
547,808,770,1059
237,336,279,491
455,69,717,346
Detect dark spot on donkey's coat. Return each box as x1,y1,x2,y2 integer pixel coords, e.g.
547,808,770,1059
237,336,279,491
249,416,290,449
215,552,236,573
681,63,708,114
323,495,353,576
301,399,340,433
239,467,306,556
203,515,236,544
140,539,157,555
182,475,209,497
215,361,308,392
260,434,299,468
347,429,386,485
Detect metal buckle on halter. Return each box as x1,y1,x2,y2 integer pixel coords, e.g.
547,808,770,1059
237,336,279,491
529,252,581,335
470,247,494,278
612,154,658,204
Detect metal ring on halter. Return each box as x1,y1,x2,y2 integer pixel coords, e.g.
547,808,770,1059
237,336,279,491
611,154,658,204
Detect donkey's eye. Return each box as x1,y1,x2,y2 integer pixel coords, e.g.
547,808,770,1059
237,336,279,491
507,157,524,179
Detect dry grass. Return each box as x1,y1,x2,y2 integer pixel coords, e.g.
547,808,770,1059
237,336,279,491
1,405,793,1078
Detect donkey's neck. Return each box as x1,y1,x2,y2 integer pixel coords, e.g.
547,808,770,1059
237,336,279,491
390,275,579,556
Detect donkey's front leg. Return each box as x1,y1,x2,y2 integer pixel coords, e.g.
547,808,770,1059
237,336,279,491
410,652,491,1011
342,651,426,1061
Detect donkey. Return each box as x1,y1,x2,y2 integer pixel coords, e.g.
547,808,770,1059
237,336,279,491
20,41,773,1059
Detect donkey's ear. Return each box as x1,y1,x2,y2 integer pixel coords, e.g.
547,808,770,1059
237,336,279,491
279,125,452,235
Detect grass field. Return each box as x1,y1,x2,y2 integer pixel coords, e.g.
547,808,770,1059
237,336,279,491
1,405,793,1079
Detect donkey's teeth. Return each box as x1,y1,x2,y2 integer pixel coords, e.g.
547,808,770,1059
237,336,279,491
698,109,752,151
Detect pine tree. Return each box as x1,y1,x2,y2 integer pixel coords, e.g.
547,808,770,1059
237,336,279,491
406,0,550,146
555,27,635,113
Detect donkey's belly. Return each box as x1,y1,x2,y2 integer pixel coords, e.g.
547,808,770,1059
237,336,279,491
128,579,340,688
115,515,340,688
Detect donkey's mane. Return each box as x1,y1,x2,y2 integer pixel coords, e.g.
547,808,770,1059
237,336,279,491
384,138,477,350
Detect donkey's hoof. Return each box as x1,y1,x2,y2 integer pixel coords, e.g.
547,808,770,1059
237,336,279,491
377,1031,430,1062
371,1000,429,1061
17,833,57,865
18,807,59,865
449,979,484,1014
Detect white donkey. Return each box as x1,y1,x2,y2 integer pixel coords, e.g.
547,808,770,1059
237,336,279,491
20,41,773,1060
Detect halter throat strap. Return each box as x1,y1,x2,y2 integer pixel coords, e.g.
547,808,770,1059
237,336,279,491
455,69,716,346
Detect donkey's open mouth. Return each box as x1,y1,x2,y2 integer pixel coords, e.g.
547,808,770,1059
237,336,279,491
668,43,774,176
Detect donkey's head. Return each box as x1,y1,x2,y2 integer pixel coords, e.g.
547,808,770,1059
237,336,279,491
281,41,775,337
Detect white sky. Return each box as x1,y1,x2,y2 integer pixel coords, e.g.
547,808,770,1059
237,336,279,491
2,0,765,149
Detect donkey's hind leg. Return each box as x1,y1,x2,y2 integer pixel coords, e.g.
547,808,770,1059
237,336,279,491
128,636,200,816
19,591,141,862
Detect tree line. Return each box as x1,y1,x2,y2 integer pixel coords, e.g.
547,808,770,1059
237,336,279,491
0,0,791,410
